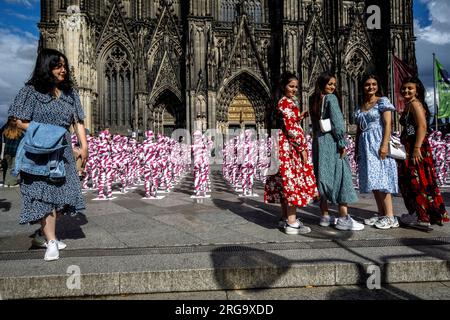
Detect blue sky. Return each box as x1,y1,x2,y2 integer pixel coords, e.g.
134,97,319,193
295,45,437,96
0,0,449,127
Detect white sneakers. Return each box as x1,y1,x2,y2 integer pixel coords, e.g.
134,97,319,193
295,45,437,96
32,229,67,250
364,215,380,226
319,214,364,231
374,216,400,229
335,215,365,231
44,240,59,261
365,215,401,229
284,219,311,235
319,215,337,227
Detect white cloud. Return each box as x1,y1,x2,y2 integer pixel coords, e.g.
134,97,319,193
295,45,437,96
0,27,38,124
414,0,450,96
3,0,39,8
4,9,40,22
0,105,8,128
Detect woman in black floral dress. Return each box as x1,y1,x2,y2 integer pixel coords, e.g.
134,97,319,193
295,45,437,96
398,77,449,228
8,49,88,261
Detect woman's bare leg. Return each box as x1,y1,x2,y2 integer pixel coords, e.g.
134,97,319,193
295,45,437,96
338,203,348,218
41,210,57,241
320,198,329,216
373,191,386,216
286,205,297,225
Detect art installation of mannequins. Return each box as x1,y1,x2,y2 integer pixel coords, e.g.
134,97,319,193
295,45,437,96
75,128,450,205
191,130,210,198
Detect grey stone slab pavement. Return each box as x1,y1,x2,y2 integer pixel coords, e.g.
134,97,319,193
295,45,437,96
1,170,450,299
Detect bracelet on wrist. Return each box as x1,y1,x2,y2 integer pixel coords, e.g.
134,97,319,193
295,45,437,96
414,146,421,149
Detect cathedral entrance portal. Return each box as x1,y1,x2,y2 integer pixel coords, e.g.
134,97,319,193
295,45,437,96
149,90,185,136
227,94,256,132
216,71,271,135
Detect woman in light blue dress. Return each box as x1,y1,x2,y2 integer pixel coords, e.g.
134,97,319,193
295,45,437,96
355,74,399,230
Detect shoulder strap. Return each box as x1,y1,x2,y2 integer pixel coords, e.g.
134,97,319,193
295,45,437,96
320,96,326,119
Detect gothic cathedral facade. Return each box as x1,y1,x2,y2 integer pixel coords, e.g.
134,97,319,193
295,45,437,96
39,0,416,136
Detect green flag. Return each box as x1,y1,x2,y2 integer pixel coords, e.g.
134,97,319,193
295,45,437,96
436,58,450,119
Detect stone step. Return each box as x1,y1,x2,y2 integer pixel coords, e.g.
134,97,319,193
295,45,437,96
1,241,450,299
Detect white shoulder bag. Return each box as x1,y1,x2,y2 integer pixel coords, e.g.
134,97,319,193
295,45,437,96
388,135,406,160
319,96,332,133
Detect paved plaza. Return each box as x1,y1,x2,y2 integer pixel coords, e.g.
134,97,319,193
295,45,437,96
1,168,450,299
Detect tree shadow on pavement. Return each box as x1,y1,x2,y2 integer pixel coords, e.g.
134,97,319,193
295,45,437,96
56,212,88,241
325,286,420,300
212,198,280,229
210,245,422,300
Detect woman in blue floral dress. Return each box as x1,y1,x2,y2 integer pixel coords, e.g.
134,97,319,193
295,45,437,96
355,74,399,230
8,49,88,261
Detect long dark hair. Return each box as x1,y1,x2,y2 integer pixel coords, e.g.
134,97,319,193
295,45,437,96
402,76,430,118
26,48,74,94
361,74,384,98
279,71,298,96
310,72,340,120
273,71,298,129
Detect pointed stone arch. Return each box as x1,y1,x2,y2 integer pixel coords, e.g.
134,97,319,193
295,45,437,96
342,47,374,126
148,89,185,136
96,1,134,57
216,70,271,132
97,41,134,134
221,12,270,89
146,2,183,124
302,8,333,101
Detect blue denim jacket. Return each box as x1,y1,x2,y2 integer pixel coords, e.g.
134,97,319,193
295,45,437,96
13,121,68,179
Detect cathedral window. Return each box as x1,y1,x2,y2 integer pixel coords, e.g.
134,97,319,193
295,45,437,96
220,0,262,23
103,45,132,128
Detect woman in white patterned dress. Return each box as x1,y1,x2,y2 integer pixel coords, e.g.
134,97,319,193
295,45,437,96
355,74,399,230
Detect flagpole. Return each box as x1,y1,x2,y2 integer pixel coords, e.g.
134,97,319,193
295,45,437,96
433,53,438,131
389,49,396,131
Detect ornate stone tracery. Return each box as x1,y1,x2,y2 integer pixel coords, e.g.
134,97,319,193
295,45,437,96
38,0,416,136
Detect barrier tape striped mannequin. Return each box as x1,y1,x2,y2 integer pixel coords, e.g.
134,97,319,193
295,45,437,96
344,134,359,188
96,130,113,199
222,142,230,182
118,136,129,191
142,130,159,198
111,135,125,192
445,134,450,185
126,138,138,187
203,135,213,192
156,135,168,191
222,142,228,182
200,135,210,195
82,135,98,190
192,130,207,196
231,136,239,188
241,129,256,196
235,133,246,191
90,136,100,190
429,131,446,185
256,134,271,184
167,138,177,190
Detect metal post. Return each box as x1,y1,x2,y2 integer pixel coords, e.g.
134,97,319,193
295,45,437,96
433,53,438,131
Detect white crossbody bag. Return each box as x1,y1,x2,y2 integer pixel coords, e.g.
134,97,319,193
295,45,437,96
1,134,5,161
319,96,332,133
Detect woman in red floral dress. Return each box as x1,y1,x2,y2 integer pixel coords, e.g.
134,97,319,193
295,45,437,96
265,72,318,235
